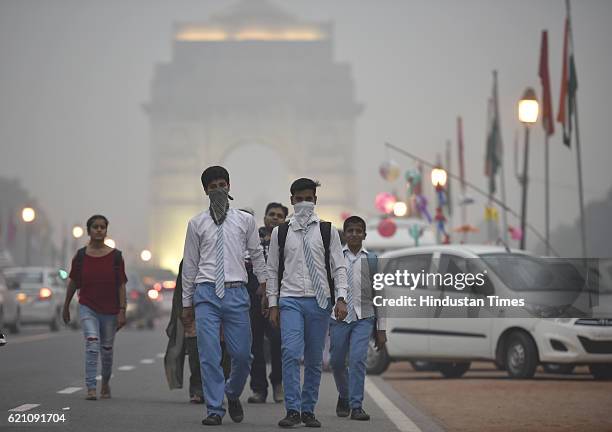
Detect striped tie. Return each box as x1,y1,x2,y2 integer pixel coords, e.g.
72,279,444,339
345,253,358,323
303,224,328,309
215,224,225,298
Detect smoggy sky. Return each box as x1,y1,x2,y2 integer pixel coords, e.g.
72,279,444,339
1,0,611,254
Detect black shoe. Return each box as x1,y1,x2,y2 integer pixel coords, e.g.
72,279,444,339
336,397,350,417
301,412,321,428
227,398,244,423
350,408,370,421
247,392,266,404
202,414,222,426
278,410,301,428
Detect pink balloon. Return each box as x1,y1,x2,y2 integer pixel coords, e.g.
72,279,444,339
509,226,523,241
375,192,397,214
340,211,351,221
378,219,397,237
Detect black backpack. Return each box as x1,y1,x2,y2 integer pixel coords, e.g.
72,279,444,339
277,221,336,305
73,247,123,296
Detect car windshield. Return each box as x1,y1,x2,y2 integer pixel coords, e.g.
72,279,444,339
3,270,43,289
480,254,585,292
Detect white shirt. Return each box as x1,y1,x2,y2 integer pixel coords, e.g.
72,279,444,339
182,208,266,307
266,213,347,307
330,245,386,331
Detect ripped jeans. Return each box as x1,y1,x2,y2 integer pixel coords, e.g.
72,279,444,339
79,304,118,390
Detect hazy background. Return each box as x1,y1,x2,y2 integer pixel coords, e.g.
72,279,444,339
1,0,611,255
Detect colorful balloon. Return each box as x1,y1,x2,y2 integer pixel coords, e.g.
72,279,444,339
377,218,397,237
379,160,400,182
375,192,397,214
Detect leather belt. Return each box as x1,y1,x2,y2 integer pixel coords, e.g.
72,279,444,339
224,281,244,288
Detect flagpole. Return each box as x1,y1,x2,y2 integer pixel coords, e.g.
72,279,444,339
567,0,588,258
500,149,509,245
545,134,550,255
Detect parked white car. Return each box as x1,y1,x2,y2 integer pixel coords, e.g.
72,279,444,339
0,271,21,334
366,245,612,380
3,267,78,331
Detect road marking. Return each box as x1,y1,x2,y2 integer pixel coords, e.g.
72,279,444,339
140,359,154,364
365,377,422,432
118,365,135,371
156,353,165,359
8,404,40,412
57,387,82,394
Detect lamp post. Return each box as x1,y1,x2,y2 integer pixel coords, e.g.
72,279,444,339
72,224,84,254
21,207,36,266
518,87,539,250
431,167,449,244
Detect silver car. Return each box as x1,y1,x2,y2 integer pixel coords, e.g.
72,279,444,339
3,267,78,331
0,271,20,334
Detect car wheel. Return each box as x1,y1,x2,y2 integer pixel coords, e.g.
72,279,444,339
589,364,612,381
410,360,437,372
49,309,61,332
543,363,575,375
436,362,471,378
505,332,538,379
366,338,390,375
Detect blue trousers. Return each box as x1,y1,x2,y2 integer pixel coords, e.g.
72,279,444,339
280,297,331,413
329,317,375,408
194,283,252,417
79,304,117,390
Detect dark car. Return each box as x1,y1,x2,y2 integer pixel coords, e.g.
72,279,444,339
125,271,160,329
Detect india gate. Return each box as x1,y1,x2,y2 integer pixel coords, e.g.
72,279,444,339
144,0,362,270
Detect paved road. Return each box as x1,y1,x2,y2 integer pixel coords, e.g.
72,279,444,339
0,325,439,432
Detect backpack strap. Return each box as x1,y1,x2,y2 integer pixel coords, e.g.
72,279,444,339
277,222,290,297
319,221,335,305
75,247,87,289
366,251,379,310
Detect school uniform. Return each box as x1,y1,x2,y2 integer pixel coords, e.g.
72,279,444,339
182,208,266,418
329,246,386,409
266,213,347,414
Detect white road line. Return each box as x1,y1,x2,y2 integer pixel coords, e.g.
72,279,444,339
8,333,65,345
140,359,155,364
57,387,82,394
156,353,165,359
365,377,422,432
117,365,135,371
8,404,40,413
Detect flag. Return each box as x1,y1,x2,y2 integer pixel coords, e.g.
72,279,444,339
557,15,578,147
485,71,503,195
539,30,555,136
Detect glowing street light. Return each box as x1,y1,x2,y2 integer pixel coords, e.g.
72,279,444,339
431,167,448,188
518,87,539,124
22,207,36,223
393,201,408,217
72,225,84,239
104,238,116,249
140,249,152,262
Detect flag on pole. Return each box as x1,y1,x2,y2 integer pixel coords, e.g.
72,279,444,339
539,30,555,137
557,14,578,147
485,71,503,195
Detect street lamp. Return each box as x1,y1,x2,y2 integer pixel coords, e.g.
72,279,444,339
393,202,408,217
104,238,116,249
21,207,36,266
518,87,539,250
140,249,152,263
431,167,448,188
